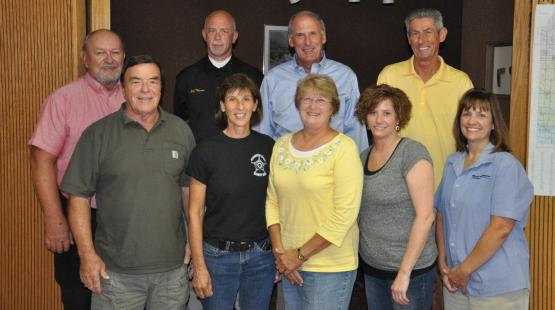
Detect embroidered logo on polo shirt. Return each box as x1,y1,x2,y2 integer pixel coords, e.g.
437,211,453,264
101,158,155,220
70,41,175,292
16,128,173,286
251,154,268,177
472,174,491,179
190,88,206,94
172,150,179,159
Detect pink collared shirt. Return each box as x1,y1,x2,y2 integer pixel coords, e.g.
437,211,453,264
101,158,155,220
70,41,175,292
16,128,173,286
29,73,124,206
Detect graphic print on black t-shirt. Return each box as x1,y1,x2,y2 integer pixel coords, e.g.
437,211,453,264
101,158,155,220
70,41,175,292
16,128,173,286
250,153,268,177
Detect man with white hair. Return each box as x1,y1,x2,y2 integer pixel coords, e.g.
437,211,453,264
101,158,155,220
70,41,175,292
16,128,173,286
255,10,368,151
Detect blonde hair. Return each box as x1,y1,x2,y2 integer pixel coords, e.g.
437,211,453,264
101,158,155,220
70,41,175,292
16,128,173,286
294,74,340,115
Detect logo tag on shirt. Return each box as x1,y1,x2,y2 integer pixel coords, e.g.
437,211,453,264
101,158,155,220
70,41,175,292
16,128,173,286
472,174,491,179
171,150,179,159
251,154,268,177
190,88,206,94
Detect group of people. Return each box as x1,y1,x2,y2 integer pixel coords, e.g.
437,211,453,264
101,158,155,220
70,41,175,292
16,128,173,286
29,6,533,310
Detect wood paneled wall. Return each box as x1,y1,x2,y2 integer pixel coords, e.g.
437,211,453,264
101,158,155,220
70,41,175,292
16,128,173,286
0,0,85,309
511,0,555,309
89,0,111,30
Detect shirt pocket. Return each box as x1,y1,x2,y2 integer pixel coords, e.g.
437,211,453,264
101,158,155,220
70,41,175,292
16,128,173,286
162,142,186,177
273,83,296,113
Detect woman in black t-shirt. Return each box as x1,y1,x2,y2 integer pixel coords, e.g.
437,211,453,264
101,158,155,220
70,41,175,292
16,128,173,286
186,73,275,310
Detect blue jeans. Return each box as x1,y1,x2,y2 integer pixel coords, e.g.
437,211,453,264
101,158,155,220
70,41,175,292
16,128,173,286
364,267,435,310
201,238,275,310
92,264,189,310
282,269,357,310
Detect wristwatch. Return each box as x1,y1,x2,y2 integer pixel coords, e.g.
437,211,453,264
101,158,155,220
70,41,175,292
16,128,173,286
296,247,308,262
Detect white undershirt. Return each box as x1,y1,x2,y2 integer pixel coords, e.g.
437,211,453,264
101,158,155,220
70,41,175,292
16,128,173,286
208,56,232,68
289,140,327,157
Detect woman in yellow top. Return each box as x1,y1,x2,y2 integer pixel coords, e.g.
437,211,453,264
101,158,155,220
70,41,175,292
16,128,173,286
265,74,363,310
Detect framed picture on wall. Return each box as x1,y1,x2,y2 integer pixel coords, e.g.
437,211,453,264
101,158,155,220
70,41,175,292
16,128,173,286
485,43,512,95
263,25,293,74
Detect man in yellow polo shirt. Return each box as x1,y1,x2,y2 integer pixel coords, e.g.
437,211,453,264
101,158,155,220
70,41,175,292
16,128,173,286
377,8,472,189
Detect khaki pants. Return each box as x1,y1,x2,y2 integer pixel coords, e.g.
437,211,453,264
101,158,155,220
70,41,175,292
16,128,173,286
92,265,189,310
443,288,529,310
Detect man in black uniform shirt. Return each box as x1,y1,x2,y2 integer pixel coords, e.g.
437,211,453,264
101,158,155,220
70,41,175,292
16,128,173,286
174,10,263,143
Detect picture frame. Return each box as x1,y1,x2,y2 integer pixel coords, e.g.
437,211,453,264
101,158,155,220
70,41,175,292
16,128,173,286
485,43,512,95
262,25,293,74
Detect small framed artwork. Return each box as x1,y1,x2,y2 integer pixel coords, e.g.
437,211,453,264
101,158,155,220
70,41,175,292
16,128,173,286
262,25,293,74
485,43,512,95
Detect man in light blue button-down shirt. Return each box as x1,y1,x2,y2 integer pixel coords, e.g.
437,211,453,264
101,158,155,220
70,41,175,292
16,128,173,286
254,10,368,151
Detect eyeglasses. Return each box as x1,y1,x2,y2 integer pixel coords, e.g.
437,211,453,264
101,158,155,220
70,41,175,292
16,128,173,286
300,97,330,106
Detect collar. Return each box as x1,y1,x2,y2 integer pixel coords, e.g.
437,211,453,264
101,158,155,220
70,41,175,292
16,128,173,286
203,55,234,71
83,72,121,94
292,51,328,73
448,143,495,175
402,56,452,84
119,103,166,127
208,55,232,68
471,142,496,166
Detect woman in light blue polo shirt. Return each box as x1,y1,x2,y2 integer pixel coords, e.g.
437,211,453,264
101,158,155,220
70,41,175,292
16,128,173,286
435,88,533,309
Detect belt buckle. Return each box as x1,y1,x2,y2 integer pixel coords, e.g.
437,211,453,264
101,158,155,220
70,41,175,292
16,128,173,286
236,241,252,251
220,240,251,251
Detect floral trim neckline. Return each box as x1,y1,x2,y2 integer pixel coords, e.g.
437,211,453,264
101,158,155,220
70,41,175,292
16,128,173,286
275,134,342,173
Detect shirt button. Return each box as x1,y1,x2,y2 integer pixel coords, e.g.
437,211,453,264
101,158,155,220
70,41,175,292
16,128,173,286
450,242,455,246
454,183,459,188
451,203,455,208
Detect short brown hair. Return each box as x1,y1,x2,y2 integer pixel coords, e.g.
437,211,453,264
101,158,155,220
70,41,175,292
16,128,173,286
294,74,340,115
356,84,412,129
453,88,509,153
214,73,262,129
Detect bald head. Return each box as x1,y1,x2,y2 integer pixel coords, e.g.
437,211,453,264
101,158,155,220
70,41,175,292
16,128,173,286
204,10,236,31
202,10,238,61
82,29,124,52
80,29,125,89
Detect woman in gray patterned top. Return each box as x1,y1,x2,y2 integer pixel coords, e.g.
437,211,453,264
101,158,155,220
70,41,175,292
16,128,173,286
355,84,437,310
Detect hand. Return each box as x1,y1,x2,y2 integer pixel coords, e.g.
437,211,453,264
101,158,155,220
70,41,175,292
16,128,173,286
280,249,304,275
44,215,71,253
391,272,410,306
438,258,456,292
80,252,109,294
273,248,286,273
440,271,457,293
274,248,303,286
448,264,471,293
274,270,282,283
192,267,213,299
284,270,304,287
